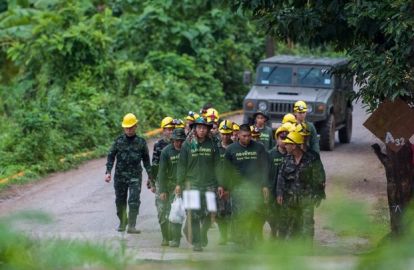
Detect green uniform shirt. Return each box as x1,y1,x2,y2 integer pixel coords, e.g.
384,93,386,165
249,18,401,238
306,121,320,154
177,137,220,190
276,151,325,199
223,140,268,190
257,125,274,151
268,147,286,198
158,144,181,193
106,134,152,179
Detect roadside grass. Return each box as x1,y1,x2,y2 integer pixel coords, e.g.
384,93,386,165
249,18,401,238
0,212,128,270
3,197,413,270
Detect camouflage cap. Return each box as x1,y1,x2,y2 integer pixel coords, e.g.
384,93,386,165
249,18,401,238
171,128,186,141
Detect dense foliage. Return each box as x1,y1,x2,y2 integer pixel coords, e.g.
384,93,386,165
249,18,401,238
0,0,265,178
232,0,414,110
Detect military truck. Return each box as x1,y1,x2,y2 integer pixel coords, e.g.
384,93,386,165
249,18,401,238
243,55,354,151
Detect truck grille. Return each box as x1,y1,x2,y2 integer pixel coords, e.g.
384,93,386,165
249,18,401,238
270,102,294,113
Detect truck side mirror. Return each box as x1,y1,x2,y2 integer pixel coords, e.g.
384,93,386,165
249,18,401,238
243,71,252,85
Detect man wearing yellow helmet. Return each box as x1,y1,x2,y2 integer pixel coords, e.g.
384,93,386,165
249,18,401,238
150,117,175,190
105,113,152,234
266,123,291,238
293,101,320,153
231,122,240,142
294,122,311,152
172,119,185,129
199,103,214,118
253,111,274,151
216,120,234,245
276,131,326,240
185,111,199,135
205,108,220,142
222,124,269,248
152,116,175,246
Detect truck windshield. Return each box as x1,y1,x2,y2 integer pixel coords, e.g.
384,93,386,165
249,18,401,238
297,67,332,87
256,65,292,85
255,64,333,88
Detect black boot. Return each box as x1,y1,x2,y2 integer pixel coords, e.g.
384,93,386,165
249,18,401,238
200,216,211,247
127,210,141,234
169,222,181,247
116,205,127,232
160,222,169,246
218,219,228,245
191,216,202,251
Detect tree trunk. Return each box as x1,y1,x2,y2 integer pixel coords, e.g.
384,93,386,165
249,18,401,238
265,36,275,57
372,143,414,235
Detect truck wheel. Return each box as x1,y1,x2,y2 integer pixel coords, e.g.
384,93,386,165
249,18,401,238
338,108,352,143
320,114,335,151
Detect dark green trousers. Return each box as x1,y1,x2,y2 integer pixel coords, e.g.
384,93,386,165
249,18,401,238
114,177,142,227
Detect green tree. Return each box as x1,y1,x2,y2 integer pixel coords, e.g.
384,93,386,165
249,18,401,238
232,0,414,235
0,1,265,180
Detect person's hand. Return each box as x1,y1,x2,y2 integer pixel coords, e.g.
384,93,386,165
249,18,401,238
160,193,167,201
104,173,111,183
263,187,269,203
277,195,283,205
217,186,224,199
175,185,181,196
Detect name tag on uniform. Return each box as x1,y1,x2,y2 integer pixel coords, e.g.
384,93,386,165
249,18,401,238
183,190,201,210
205,191,217,212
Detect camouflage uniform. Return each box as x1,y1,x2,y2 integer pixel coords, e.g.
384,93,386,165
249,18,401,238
267,147,286,238
106,134,152,230
158,143,182,246
276,150,325,239
177,136,220,249
151,138,170,243
151,138,170,187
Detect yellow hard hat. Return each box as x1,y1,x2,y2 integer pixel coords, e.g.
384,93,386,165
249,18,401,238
205,108,220,123
282,113,297,124
160,116,174,129
250,125,261,138
295,122,310,136
173,119,185,129
185,111,200,122
219,120,233,134
275,122,295,139
122,113,138,128
232,123,240,131
283,131,304,144
294,100,308,113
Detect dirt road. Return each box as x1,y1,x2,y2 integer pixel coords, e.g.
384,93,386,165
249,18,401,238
0,102,387,261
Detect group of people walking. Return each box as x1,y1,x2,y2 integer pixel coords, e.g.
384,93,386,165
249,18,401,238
105,101,326,251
